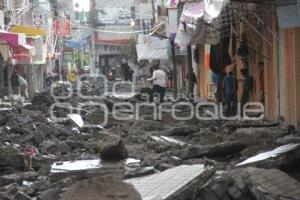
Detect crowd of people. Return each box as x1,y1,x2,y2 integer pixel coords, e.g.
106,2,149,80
7,58,264,112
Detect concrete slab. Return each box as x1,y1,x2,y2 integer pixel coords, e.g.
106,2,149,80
247,168,300,199
51,160,101,173
237,143,300,166
150,135,187,146
126,164,207,200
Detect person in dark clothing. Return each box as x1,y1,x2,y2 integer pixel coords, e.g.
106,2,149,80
258,62,265,105
223,71,237,116
121,63,130,81
11,70,20,95
186,71,198,99
241,68,251,113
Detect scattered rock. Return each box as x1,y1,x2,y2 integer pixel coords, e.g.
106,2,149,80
276,135,300,145
178,141,247,160
168,125,200,136
38,188,60,200
61,176,141,200
98,134,128,161
55,142,72,155
14,192,32,200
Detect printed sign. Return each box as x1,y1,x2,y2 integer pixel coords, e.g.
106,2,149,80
55,19,71,37
32,7,44,27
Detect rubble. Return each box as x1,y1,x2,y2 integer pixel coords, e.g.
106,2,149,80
237,143,300,166
178,141,247,160
61,176,142,200
197,167,300,200
126,164,215,200
0,87,299,200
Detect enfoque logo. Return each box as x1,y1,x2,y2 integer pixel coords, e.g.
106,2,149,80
49,74,265,127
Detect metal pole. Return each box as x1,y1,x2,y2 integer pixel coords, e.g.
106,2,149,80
0,61,4,99
90,0,97,76
187,45,193,96
171,40,178,98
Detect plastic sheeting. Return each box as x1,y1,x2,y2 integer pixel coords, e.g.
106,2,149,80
136,34,171,61
174,0,227,47
64,36,90,49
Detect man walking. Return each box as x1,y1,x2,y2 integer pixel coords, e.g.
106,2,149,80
19,75,28,99
147,61,167,103
223,70,237,116
11,70,19,95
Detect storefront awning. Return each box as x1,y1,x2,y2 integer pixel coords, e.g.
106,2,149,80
10,25,47,36
12,38,36,64
0,31,26,46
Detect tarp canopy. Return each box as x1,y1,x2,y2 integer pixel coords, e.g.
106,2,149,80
136,34,171,61
64,36,90,49
174,0,227,47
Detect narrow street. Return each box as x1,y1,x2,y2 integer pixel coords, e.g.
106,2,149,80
0,0,300,200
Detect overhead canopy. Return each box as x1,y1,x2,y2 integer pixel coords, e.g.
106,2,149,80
136,34,171,61
11,36,47,65
64,36,90,49
175,1,223,47
11,25,47,36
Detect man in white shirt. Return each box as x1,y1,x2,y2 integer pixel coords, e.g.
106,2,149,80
19,75,28,99
147,62,167,103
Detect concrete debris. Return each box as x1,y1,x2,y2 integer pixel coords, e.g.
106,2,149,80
126,165,215,200
61,176,142,200
67,114,84,128
0,86,299,200
178,141,247,160
168,125,200,136
15,191,33,200
98,134,128,161
150,135,187,146
237,143,300,166
198,167,300,200
276,135,300,145
51,160,102,173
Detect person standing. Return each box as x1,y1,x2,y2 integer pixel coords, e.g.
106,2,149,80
11,70,20,95
19,75,28,99
240,68,251,113
223,70,237,116
258,62,264,105
147,62,167,103
186,71,198,99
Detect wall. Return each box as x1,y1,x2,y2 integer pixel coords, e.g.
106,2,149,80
278,29,286,122
294,28,300,128
284,29,296,127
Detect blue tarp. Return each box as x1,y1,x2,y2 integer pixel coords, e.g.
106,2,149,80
64,36,90,49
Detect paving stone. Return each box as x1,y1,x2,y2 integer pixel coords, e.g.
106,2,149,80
126,164,207,200
247,168,300,199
